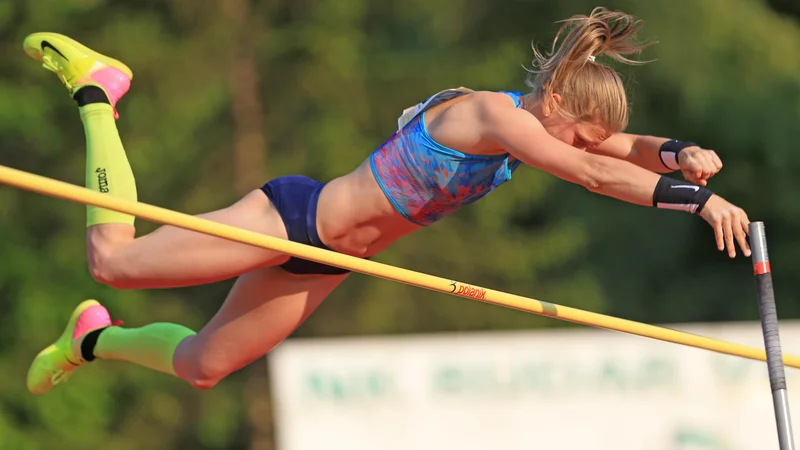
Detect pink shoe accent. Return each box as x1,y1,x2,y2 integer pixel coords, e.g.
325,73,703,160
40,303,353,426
72,305,112,340
89,66,131,119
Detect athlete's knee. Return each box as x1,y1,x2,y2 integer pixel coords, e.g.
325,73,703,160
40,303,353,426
86,225,135,288
175,350,234,390
87,249,131,289
183,361,232,390
87,248,116,286
188,375,222,390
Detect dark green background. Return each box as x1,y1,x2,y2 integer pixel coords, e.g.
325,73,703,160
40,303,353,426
1,0,799,448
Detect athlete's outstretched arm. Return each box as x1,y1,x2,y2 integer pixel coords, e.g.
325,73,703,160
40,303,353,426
587,133,723,186
482,103,750,257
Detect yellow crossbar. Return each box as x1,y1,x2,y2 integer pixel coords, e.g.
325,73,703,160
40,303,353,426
1,164,797,368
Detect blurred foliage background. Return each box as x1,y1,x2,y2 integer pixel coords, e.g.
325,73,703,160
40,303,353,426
1,0,800,448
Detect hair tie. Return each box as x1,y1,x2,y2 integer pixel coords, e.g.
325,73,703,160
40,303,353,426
588,55,596,62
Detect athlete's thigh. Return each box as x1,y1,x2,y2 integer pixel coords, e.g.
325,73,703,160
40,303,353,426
96,189,291,288
175,265,349,378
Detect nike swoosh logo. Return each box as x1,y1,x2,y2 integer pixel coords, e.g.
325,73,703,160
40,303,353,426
671,185,700,192
41,40,68,60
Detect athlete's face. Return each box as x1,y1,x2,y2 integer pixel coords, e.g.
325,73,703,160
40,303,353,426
537,93,611,150
539,112,610,151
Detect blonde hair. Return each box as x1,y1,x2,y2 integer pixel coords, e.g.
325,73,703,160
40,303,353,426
525,7,656,133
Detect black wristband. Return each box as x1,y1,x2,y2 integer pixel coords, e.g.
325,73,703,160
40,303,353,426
652,176,713,214
659,140,697,171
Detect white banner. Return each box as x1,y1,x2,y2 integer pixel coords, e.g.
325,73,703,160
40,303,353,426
268,321,800,450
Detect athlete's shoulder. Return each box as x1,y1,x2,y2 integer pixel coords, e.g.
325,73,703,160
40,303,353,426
474,90,526,113
472,91,532,125
470,90,520,107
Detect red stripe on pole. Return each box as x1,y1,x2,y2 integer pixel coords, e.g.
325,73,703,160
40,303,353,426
754,261,771,275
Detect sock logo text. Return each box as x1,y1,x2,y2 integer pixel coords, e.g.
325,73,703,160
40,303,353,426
96,167,109,193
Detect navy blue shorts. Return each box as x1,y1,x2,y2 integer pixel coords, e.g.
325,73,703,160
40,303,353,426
260,176,350,275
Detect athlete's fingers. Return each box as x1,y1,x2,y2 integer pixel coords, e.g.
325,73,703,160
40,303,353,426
710,151,723,170
735,217,751,257
713,218,725,252
683,166,704,185
742,211,751,235
702,155,716,179
723,214,736,258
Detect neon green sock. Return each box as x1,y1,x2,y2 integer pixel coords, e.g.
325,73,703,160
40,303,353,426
93,323,196,376
80,103,137,227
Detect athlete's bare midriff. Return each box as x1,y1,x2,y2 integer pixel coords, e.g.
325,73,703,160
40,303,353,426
316,158,422,258
314,91,518,259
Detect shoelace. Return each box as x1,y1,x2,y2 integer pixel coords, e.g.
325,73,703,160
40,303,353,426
50,369,72,386
41,54,72,91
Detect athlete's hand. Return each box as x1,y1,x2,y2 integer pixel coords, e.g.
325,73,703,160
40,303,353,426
698,195,751,258
679,147,723,186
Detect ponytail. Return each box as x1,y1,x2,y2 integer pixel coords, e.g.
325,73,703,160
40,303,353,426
525,8,657,131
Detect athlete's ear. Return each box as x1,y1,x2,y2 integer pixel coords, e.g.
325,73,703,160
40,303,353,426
542,93,563,116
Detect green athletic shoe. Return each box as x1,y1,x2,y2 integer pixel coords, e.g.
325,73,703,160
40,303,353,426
23,32,133,118
27,300,116,395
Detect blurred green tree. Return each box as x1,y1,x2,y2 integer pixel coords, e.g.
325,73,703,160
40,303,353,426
1,0,799,448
